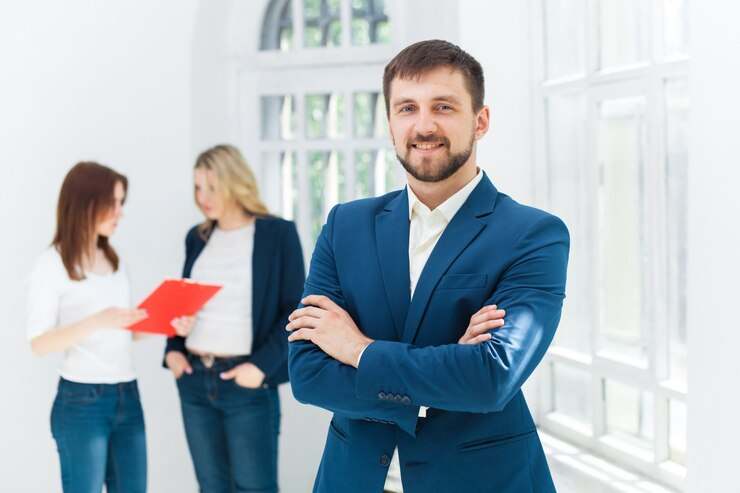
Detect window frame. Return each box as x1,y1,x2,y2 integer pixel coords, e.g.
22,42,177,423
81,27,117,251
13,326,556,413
244,0,400,261
531,0,689,489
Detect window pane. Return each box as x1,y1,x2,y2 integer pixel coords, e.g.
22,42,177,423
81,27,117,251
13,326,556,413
354,150,375,199
551,363,592,429
352,0,390,45
664,0,690,58
304,0,341,48
665,77,689,385
352,18,371,45
306,92,345,139
278,0,293,51
604,380,654,450
279,26,294,51
308,150,345,241
543,0,587,79
304,0,321,19
281,152,298,220
353,92,387,138
599,0,648,68
598,96,647,363
262,151,297,219
376,20,391,44
382,149,400,193
546,94,590,354
669,399,687,464
261,95,296,141
328,20,341,47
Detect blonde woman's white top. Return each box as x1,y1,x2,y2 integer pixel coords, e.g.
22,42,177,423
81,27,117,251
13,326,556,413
26,247,135,384
186,223,254,356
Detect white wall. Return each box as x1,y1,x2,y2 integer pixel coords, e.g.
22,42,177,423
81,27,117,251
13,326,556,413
687,1,740,490
0,1,199,491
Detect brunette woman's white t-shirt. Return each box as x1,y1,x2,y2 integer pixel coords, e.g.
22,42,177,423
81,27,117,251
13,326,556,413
26,247,136,384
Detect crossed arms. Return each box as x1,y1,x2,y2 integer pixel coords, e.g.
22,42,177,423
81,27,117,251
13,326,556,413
287,206,569,436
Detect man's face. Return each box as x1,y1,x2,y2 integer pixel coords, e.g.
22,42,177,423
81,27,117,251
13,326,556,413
387,66,488,183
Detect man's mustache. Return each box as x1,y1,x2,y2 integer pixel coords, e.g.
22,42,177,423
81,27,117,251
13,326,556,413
407,134,450,147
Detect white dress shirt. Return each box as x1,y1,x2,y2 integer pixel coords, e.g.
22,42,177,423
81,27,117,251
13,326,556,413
384,169,483,493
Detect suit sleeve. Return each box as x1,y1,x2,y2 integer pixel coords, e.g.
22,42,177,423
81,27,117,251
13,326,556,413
354,214,569,413
249,221,305,381
288,205,421,436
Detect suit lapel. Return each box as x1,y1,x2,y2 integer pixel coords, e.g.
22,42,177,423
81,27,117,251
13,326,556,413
252,218,275,330
375,190,411,340
401,176,498,344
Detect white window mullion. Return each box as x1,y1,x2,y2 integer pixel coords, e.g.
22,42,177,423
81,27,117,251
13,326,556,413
340,0,352,48
292,0,305,51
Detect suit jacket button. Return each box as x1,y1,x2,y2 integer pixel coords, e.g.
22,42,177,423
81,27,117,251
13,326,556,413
378,392,387,400
401,396,411,405
393,394,403,403
380,454,391,467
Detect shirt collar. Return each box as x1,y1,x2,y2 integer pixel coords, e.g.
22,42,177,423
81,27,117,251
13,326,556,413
407,168,483,222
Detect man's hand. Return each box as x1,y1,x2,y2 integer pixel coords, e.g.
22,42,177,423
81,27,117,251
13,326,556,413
165,351,192,378
458,305,506,344
287,295,373,368
220,362,265,389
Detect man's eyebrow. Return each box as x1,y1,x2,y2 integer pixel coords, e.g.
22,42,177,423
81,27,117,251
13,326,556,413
392,94,465,106
433,94,464,105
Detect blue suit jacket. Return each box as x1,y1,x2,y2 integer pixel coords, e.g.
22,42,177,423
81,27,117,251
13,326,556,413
289,174,569,492
165,217,304,386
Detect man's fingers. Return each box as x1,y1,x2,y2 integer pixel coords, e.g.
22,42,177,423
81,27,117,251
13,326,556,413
470,318,505,335
288,328,314,343
219,368,236,380
302,295,340,312
288,306,326,321
286,316,321,332
470,308,505,326
467,333,493,345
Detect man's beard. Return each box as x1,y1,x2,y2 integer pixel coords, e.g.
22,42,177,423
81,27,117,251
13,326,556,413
397,133,475,183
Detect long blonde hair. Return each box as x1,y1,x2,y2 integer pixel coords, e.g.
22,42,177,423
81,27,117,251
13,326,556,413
195,144,270,237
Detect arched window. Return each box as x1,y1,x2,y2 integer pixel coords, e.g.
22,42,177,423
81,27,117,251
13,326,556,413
254,0,399,254
261,0,390,51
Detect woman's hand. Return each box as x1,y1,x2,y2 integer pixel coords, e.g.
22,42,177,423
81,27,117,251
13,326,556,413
91,307,148,330
170,316,196,337
165,351,192,379
458,305,506,345
220,362,265,389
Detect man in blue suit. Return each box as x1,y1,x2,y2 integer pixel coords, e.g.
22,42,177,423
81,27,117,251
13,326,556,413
287,39,569,492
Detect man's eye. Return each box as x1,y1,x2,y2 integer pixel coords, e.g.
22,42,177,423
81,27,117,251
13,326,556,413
438,105,452,111
400,106,414,113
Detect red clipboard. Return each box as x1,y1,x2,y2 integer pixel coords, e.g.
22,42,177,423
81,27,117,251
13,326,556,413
127,279,222,336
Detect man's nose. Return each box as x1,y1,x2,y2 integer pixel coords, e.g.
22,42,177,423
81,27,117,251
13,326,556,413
414,108,438,134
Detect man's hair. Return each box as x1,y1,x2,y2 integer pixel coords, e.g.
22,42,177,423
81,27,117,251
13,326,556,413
382,39,485,116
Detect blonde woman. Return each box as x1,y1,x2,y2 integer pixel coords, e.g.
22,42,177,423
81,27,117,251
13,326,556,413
164,144,304,493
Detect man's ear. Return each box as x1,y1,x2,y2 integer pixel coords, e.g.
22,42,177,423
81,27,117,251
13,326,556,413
475,105,490,141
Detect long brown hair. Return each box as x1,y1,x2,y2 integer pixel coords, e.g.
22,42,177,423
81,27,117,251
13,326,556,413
194,144,270,238
53,162,128,280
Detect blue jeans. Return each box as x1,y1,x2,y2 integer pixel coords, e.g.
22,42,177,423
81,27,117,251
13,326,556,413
50,378,147,493
176,354,281,493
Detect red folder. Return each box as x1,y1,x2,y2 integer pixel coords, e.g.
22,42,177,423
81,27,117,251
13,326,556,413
127,279,222,336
